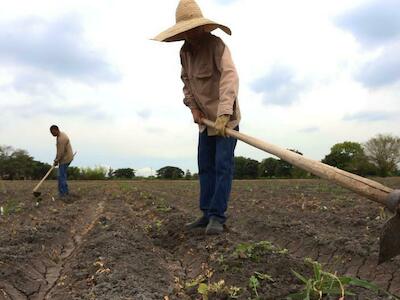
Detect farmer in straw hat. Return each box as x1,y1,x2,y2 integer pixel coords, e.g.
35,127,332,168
154,0,241,234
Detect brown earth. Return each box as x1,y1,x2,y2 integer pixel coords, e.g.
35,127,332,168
1,178,400,299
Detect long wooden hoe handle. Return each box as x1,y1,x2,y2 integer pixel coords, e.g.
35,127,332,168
32,152,77,193
33,165,55,193
201,118,394,207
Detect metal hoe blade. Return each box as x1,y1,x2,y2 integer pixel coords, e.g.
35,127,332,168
33,191,41,198
379,214,400,264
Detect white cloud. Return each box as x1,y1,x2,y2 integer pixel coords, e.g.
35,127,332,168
335,0,400,47
251,65,310,106
1,0,399,174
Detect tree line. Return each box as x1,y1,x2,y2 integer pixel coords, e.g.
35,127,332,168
1,134,399,180
0,146,138,180
235,134,400,179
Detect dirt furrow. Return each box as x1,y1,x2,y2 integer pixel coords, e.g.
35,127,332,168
40,201,104,300
0,199,104,300
0,282,27,300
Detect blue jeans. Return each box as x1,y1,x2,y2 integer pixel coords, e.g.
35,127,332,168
58,163,70,196
198,127,238,224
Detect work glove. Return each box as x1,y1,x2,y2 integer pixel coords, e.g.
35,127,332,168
53,159,59,166
191,108,205,124
215,115,230,137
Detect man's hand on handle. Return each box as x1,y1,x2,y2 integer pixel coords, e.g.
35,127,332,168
191,108,205,124
215,115,230,137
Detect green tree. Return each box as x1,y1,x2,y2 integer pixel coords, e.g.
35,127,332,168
265,149,309,178
364,134,400,177
32,161,56,180
275,159,292,178
0,145,57,180
157,166,184,179
0,145,13,179
291,165,311,179
4,149,35,179
68,167,82,180
273,149,300,178
234,156,260,179
259,157,279,178
322,141,375,176
80,166,107,180
107,167,114,179
184,169,192,180
113,168,135,179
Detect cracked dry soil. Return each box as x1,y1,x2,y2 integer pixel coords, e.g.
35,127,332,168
1,179,400,299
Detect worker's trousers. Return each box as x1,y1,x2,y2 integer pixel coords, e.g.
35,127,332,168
198,127,238,224
58,163,70,196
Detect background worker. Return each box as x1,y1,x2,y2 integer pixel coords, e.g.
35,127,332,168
50,125,74,198
154,0,241,234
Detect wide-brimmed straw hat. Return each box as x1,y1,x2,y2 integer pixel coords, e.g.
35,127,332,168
153,0,231,42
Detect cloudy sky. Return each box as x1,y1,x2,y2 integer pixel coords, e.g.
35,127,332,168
1,0,399,176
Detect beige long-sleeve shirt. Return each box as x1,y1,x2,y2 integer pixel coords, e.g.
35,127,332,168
180,33,241,135
56,132,74,164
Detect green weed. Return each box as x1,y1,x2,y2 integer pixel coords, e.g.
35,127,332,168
143,219,163,233
2,199,22,215
155,198,172,213
249,272,274,299
155,220,163,231
119,182,137,192
197,280,241,299
289,258,399,300
233,241,288,261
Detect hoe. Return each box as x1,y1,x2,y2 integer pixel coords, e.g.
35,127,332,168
202,118,400,264
32,152,76,198
32,165,55,198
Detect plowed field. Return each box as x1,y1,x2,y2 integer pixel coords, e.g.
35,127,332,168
1,178,400,299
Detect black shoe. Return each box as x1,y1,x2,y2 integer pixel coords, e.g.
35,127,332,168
59,195,71,203
185,216,209,229
205,217,224,235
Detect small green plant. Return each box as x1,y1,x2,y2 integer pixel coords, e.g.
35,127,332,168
248,272,274,299
289,258,398,300
233,241,287,261
143,219,163,234
139,191,153,200
155,220,163,231
216,254,225,264
185,274,206,289
119,182,137,192
143,224,152,233
249,275,260,298
216,254,229,270
197,280,241,299
245,185,253,192
2,199,22,215
155,198,172,212
378,206,387,220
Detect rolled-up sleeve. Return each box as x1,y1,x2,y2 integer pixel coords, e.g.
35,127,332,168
217,46,239,117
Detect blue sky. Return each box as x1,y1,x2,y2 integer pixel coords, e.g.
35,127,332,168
0,0,399,176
